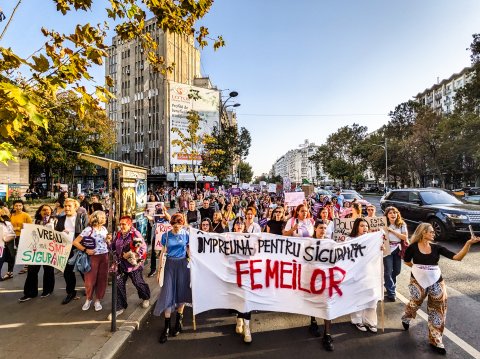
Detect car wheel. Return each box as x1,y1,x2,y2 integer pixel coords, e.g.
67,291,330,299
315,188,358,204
430,218,446,241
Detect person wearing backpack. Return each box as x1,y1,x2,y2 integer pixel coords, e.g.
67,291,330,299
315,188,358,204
282,204,314,238
72,210,112,311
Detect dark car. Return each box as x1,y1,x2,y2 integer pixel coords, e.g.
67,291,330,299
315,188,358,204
380,188,480,241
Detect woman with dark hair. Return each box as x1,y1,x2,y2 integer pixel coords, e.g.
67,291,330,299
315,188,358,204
309,219,334,351
383,206,408,302
19,205,57,301
6,200,32,278
154,213,192,344
266,206,285,235
316,208,334,239
0,208,16,281
109,216,151,319
348,218,378,333
401,223,479,354
231,216,254,343
200,218,213,232
73,210,111,311
283,204,314,237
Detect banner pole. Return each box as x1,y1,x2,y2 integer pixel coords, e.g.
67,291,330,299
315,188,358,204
380,246,385,333
192,313,196,331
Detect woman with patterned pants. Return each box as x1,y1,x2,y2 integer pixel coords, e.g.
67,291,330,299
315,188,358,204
401,223,479,355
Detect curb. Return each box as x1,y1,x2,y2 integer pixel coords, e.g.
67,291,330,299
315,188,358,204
92,285,161,359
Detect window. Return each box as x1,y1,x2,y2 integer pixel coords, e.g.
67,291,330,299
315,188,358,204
408,192,420,202
390,191,408,202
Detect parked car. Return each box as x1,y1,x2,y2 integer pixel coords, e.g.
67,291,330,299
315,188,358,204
380,188,480,241
315,188,333,199
464,195,480,205
340,192,371,214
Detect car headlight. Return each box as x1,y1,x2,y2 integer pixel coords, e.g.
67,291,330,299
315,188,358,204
444,213,467,220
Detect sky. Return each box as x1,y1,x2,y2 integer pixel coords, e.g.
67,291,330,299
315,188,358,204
2,0,480,176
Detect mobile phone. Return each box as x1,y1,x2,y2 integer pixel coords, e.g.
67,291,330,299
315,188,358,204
468,225,475,237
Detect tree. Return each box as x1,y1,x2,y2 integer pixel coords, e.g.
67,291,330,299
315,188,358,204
238,161,253,183
17,90,115,189
0,0,224,163
202,124,252,183
171,110,206,192
454,33,480,114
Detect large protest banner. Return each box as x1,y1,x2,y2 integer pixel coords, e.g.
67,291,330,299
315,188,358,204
154,222,173,250
190,230,383,320
16,224,72,272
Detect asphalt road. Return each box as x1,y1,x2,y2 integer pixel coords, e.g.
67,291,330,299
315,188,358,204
118,196,480,359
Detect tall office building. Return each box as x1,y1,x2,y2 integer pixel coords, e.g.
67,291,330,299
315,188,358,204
106,18,209,183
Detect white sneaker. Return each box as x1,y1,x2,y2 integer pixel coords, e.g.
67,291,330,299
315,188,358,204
141,300,150,308
243,321,252,343
94,301,102,311
366,324,378,333
107,309,124,320
235,317,244,334
82,300,92,311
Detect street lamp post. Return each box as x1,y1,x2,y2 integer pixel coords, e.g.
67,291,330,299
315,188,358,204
219,90,240,127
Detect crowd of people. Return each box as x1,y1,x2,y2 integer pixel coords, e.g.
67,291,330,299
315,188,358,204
0,186,478,355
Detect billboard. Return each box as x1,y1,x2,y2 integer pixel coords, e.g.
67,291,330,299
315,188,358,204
169,81,220,166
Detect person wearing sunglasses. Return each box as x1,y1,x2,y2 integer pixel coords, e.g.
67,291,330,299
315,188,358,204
266,207,285,235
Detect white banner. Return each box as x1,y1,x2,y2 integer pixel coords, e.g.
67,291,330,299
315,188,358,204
16,224,72,272
284,191,305,207
190,230,383,320
268,183,277,193
169,81,220,165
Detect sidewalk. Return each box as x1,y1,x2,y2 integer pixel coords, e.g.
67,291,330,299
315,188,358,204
0,263,160,359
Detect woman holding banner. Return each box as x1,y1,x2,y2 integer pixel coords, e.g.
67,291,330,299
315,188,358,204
19,205,56,301
0,208,16,281
383,206,408,302
212,211,227,233
154,213,191,344
232,216,254,343
73,210,111,311
311,219,335,351
401,223,479,355
349,218,379,333
200,218,213,232
315,208,334,239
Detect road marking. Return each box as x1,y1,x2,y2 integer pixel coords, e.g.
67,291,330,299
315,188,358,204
396,292,480,359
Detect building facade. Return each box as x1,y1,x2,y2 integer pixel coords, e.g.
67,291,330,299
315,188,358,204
415,67,472,114
106,18,204,184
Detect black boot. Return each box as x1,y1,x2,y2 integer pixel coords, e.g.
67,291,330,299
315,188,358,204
173,312,184,337
159,318,171,344
309,317,321,337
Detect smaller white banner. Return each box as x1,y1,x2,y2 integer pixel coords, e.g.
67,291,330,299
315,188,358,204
16,224,72,272
154,222,173,250
284,192,305,207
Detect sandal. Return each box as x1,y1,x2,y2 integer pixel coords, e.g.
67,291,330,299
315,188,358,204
2,272,13,280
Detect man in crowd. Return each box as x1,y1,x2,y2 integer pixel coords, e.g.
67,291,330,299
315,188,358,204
199,199,215,221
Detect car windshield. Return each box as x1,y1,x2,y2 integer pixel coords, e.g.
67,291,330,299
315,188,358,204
420,191,463,205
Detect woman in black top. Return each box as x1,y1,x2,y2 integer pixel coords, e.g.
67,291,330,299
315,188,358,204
185,200,201,229
212,211,227,233
402,222,479,355
266,206,285,235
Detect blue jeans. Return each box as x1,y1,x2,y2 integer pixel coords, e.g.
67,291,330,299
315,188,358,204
383,247,401,297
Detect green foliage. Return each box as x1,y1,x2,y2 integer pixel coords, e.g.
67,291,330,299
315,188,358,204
238,161,253,183
0,0,223,163
202,124,252,183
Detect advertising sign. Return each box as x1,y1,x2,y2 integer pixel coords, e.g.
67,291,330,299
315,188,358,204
169,81,220,165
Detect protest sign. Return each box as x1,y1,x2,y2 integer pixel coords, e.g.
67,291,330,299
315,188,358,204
333,218,356,242
365,216,387,232
190,229,383,320
16,224,72,272
154,222,173,250
146,201,160,216
284,192,305,207
268,183,277,193
312,203,323,219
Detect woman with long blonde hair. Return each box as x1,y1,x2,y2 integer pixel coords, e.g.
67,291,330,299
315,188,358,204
402,223,479,354
383,206,408,302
